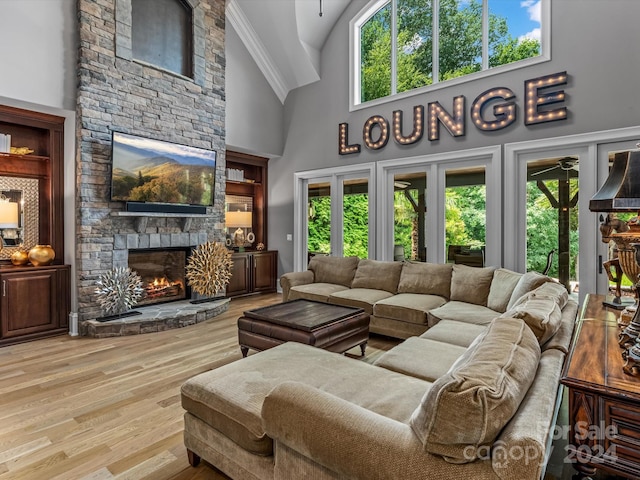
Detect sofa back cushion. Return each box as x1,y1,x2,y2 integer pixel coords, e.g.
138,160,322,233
511,281,569,310
500,282,568,345
308,255,359,287
506,271,553,310
351,259,403,293
487,268,523,313
410,318,540,463
449,264,496,307
397,262,453,299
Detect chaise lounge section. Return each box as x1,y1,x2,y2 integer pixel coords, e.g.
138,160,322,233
181,257,578,479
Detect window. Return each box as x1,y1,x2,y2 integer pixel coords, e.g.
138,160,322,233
131,0,193,77
353,0,547,106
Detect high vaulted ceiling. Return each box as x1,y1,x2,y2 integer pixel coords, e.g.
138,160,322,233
226,0,351,103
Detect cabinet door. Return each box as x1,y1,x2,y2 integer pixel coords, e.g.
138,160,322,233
1,270,57,339
253,252,277,293
227,253,250,297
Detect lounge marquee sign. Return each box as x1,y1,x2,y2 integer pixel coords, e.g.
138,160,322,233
338,71,568,155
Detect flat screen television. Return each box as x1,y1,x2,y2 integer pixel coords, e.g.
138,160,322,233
110,131,216,214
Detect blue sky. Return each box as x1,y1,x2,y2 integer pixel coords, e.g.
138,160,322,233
488,0,541,42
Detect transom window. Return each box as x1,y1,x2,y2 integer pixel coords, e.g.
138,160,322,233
352,0,548,107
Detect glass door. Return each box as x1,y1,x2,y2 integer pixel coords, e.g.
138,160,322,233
525,157,579,293
307,180,332,259
294,164,375,270
342,176,370,259
393,172,427,262
378,146,501,264
444,166,486,267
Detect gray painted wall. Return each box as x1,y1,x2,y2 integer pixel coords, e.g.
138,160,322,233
0,0,77,111
269,0,640,276
226,24,284,157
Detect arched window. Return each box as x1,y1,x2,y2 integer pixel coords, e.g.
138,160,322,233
352,0,548,107
131,0,193,77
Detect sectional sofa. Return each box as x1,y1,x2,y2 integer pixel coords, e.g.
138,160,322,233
280,255,560,339
181,256,578,480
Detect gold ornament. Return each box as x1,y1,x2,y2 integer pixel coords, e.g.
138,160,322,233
256,242,265,251
10,147,34,155
28,244,55,266
11,249,28,266
185,241,233,298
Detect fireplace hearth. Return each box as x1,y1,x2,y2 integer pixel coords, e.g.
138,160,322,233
128,247,192,306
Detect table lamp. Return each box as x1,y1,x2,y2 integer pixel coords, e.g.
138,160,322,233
225,210,253,250
0,196,19,249
589,148,640,374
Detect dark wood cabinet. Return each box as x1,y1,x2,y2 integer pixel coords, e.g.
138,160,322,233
0,264,70,346
227,251,277,298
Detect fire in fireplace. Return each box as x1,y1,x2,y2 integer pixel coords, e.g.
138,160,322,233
128,247,192,306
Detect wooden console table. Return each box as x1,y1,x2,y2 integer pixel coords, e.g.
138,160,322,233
561,293,640,479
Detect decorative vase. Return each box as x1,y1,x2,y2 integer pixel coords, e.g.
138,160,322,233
10,250,29,266
28,244,55,266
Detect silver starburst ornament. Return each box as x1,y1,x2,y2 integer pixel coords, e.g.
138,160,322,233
185,241,233,298
95,267,144,315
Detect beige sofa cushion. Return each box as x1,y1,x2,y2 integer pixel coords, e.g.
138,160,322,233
500,297,563,345
419,320,487,348
288,283,351,303
308,255,359,287
506,271,553,310
410,319,540,463
397,262,453,299
512,281,569,310
487,268,522,313
351,259,403,293
329,288,394,315
427,301,499,328
373,337,467,382
373,293,447,326
449,264,495,306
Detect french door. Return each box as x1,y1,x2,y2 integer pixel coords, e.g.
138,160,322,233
294,164,375,271
377,146,502,265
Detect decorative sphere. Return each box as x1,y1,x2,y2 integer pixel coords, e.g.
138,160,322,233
10,250,29,266
28,244,55,266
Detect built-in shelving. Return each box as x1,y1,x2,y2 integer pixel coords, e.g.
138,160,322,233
0,104,70,346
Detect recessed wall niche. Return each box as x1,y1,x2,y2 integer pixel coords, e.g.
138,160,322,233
0,177,38,259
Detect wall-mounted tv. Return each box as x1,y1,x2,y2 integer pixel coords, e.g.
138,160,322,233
110,131,216,214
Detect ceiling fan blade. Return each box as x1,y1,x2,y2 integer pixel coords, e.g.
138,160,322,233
531,165,560,176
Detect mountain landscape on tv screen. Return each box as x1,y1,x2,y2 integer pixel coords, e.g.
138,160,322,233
111,135,216,206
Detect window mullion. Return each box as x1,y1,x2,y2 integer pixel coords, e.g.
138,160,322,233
391,0,398,95
432,0,439,84
482,0,489,70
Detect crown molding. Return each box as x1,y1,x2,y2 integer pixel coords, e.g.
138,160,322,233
226,0,288,103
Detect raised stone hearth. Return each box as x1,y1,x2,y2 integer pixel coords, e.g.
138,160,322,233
80,298,230,338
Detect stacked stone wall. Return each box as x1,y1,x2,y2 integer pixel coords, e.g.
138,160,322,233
76,0,225,321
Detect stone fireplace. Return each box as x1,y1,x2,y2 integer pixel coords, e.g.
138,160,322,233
75,0,227,331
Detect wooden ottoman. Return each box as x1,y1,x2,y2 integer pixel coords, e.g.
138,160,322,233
237,299,370,357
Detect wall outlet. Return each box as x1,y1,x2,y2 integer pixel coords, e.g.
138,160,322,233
286,234,293,241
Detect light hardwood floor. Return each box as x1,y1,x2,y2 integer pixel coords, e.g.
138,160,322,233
0,294,624,480
0,294,397,480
